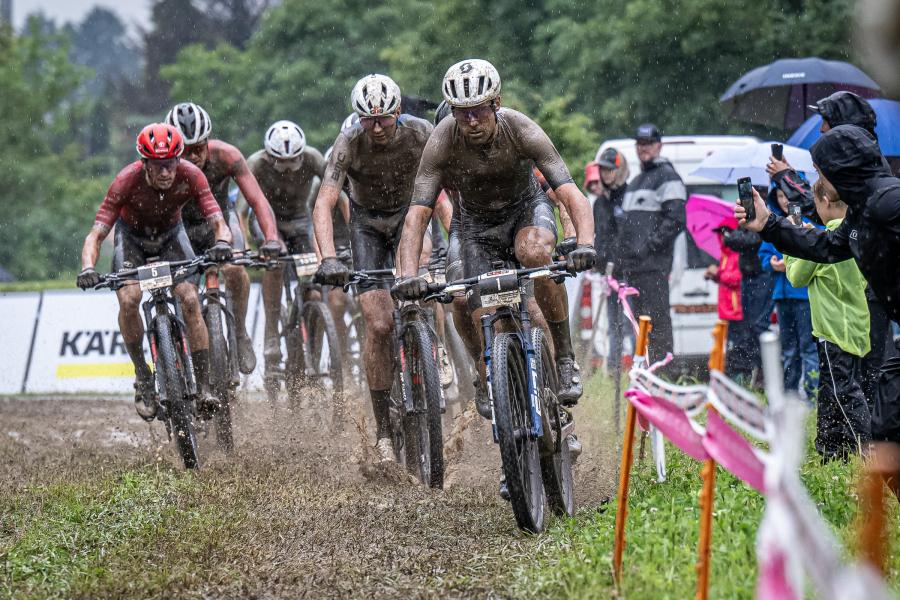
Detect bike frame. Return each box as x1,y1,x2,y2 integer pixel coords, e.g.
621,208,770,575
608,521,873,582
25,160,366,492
139,278,199,413
480,294,543,444
392,301,445,415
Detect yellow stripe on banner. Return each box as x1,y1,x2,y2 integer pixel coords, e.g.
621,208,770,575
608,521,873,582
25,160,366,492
56,363,137,378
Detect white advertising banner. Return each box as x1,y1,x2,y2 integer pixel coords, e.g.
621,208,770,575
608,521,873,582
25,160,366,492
25,289,136,394
22,285,266,394
0,292,41,394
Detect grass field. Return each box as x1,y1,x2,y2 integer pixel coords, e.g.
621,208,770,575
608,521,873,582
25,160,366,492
1,376,898,599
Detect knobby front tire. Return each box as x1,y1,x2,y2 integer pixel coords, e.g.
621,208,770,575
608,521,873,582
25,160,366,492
491,332,545,533
205,300,234,453
401,320,444,489
532,328,575,517
301,300,344,425
156,317,200,469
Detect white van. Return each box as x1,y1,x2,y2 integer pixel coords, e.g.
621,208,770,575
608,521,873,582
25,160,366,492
583,135,759,368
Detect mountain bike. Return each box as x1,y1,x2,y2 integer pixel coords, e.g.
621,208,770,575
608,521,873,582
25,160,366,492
349,269,445,488
424,260,576,532
93,255,210,469
261,253,343,423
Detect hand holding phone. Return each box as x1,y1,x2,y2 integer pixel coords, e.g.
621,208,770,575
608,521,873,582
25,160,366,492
771,143,784,161
737,176,755,223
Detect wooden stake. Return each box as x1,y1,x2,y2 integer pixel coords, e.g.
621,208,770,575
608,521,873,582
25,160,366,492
857,441,900,573
695,320,728,600
612,316,652,586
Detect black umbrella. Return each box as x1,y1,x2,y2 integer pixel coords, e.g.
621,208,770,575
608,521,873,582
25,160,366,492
720,57,881,129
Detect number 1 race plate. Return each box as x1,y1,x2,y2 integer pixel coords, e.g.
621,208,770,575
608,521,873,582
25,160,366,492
138,262,173,291
478,269,521,308
293,253,319,277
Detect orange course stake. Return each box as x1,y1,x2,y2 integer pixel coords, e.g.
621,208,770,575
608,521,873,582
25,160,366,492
857,441,900,573
612,315,652,586
695,320,728,600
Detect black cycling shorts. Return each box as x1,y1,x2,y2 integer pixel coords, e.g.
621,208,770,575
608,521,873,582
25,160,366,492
250,214,316,256
111,219,195,272
460,192,557,279
349,204,406,293
185,210,246,254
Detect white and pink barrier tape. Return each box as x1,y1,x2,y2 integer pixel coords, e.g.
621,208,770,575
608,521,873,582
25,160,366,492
620,330,891,598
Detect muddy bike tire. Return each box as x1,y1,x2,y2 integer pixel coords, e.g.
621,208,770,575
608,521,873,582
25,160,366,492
204,300,234,453
284,296,306,410
347,304,367,393
301,300,344,425
156,317,200,469
532,328,574,517
399,320,444,489
491,332,545,533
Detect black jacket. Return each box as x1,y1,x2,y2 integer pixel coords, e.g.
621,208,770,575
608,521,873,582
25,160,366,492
616,157,686,273
593,183,626,274
722,228,762,277
759,125,900,322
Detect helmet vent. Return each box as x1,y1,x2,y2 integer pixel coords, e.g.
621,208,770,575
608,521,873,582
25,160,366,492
477,76,485,96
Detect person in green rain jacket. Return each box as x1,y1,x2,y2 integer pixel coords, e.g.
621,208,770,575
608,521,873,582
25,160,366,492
785,177,871,460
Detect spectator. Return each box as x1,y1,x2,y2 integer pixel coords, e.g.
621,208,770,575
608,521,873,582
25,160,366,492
785,178,871,460
589,148,631,372
706,217,748,380
737,124,900,449
720,189,772,385
616,124,686,368
758,184,819,399
810,90,878,137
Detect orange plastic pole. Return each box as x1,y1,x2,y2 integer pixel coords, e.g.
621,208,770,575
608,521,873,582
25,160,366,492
612,316,652,585
695,320,728,600
857,441,900,573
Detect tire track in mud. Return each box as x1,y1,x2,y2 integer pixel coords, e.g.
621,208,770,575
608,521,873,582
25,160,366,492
0,386,617,598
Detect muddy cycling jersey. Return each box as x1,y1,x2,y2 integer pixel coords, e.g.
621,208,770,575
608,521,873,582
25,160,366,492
246,147,326,221
411,108,573,222
93,160,221,235
181,139,278,243
322,114,433,214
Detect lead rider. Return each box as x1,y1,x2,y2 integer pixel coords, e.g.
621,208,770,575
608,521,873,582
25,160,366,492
393,59,596,409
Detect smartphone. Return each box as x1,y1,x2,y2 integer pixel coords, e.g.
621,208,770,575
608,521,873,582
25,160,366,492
737,176,755,222
771,143,784,161
788,201,802,225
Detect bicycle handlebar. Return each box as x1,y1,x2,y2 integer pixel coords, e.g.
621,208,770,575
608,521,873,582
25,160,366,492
421,260,572,303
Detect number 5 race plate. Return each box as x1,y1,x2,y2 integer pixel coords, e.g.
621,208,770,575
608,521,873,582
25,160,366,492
138,262,173,291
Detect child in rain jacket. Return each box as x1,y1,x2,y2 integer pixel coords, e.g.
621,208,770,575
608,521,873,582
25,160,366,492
758,182,819,399
705,217,745,379
785,178,871,460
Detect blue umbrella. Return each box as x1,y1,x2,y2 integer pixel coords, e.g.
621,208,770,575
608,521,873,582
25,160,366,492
720,57,880,129
786,98,900,156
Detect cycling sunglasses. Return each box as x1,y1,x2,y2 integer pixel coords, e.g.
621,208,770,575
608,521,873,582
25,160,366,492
360,115,397,129
452,104,494,122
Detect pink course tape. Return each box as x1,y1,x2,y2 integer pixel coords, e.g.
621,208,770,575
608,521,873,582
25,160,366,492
626,389,709,461
702,410,766,493
606,276,641,339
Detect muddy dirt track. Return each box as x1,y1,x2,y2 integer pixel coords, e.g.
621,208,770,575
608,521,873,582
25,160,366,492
0,386,617,598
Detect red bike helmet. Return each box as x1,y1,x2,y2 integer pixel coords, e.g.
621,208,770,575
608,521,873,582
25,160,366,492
136,123,184,159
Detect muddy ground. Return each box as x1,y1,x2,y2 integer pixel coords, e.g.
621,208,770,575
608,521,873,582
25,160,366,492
0,384,617,598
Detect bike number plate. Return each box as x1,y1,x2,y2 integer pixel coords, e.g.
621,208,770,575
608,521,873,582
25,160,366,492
292,253,318,277
138,262,173,291
478,269,520,308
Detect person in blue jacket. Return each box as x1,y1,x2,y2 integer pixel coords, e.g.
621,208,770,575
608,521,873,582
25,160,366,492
758,181,819,399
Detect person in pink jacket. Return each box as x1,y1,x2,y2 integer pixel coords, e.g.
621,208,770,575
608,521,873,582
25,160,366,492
705,217,746,379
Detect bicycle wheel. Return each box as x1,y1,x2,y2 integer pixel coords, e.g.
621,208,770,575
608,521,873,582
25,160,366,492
532,328,575,517
347,304,367,393
205,299,234,453
284,296,306,410
156,317,200,469
400,320,444,488
492,332,545,532
301,300,344,424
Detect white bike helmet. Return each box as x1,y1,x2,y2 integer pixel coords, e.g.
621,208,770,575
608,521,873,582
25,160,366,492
441,59,501,108
264,120,306,159
350,74,401,117
165,102,212,145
